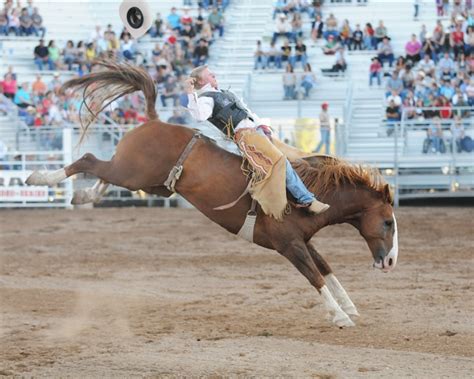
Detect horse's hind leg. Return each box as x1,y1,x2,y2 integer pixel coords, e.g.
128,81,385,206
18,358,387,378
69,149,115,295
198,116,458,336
27,153,119,188
71,179,110,205
306,243,359,317
277,239,354,327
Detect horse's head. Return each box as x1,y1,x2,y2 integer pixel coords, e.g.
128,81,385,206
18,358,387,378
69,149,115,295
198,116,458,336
350,184,398,273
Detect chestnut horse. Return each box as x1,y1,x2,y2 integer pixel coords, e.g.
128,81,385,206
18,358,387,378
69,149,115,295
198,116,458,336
26,61,398,328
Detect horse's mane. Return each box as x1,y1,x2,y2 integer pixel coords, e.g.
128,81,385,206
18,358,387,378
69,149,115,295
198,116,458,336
294,156,393,204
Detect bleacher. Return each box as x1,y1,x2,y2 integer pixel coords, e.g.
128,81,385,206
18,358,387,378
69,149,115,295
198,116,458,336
1,0,473,204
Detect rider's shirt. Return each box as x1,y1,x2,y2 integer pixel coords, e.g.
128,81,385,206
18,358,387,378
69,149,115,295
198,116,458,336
187,83,261,135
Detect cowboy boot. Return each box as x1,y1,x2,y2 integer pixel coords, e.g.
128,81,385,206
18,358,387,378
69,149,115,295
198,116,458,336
308,199,330,214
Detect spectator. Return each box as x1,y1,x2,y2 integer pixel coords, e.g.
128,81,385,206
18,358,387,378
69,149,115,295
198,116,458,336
466,78,474,105
315,102,331,154
387,89,402,106
48,72,62,93
0,9,8,36
363,22,376,50
322,34,338,54
31,74,46,98
31,7,45,37
181,6,193,25
193,39,209,66
351,24,364,50
167,109,187,124
291,12,303,41
254,40,266,70
324,13,339,40
34,39,54,71
437,52,455,77
374,20,388,45
386,71,404,97
281,39,293,65
405,34,422,63
167,7,182,31
267,41,282,69
292,39,307,68
273,0,286,20
272,14,292,44
85,42,96,68
63,40,77,70
417,54,436,75
369,57,382,87
300,63,316,99
208,7,224,37
414,0,420,20
339,19,352,49
48,40,60,70
450,23,465,59
8,8,20,36
120,34,135,61
195,8,205,33
451,115,465,152
311,14,324,41
19,7,33,36
160,76,179,107
282,63,296,100
13,83,33,109
385,99,400,136
423,117,444,153
378,37,395,68
149,12,164,38
1,73,17,100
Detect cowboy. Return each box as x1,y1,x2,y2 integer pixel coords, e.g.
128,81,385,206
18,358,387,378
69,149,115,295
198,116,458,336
184,65,329,218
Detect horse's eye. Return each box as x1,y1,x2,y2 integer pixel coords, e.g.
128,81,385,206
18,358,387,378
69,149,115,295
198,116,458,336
384,220,393,227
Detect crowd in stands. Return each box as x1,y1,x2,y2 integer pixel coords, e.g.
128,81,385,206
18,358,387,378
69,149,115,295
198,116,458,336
377,4,474,153
0,3,230,149
0,0,46,37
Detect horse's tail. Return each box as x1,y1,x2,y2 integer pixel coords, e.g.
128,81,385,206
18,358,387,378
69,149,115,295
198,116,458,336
61,59,158,145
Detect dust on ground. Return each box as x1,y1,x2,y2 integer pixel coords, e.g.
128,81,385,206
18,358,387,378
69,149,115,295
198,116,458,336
0,207,473,378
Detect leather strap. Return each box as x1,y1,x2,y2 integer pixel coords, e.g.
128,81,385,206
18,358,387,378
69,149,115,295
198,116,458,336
237,199,258,243
164,133,201,192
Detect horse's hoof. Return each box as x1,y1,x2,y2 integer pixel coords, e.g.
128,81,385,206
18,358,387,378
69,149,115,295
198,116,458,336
26,171,49,186
343,305,360,318
71,189,96,205
333,312,355,328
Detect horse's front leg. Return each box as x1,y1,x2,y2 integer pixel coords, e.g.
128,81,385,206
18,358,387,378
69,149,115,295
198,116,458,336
306,243,359,317
277,240,354,327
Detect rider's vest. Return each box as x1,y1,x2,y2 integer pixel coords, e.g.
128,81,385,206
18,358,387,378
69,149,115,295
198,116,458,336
199,90,250,137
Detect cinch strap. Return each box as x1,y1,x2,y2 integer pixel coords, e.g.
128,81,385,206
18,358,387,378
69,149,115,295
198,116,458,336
164,133,202,192
237,199,258,243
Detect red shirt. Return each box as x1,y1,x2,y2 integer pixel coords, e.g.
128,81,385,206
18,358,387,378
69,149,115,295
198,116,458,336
181,16,192,24
452,31,464,45
1,79,17,95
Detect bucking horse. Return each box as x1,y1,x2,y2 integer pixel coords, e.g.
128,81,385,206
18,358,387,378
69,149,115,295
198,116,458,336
26,61,399,328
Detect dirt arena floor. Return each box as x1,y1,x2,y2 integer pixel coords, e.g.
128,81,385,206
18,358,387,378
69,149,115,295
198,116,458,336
0,207,473,378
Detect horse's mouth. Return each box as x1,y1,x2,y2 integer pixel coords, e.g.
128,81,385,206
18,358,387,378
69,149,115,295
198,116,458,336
373,260,391,273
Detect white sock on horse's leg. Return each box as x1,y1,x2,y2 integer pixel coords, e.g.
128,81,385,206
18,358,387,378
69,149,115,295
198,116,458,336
71,180,109,205
320,285,355,327
26,168,67,186
325,274,359,317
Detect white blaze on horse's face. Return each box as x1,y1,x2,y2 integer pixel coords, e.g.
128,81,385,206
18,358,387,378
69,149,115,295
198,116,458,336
385,213,399,270
373,212,398,272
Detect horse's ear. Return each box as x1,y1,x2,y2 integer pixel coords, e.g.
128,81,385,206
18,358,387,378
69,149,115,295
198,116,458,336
383,184,394,204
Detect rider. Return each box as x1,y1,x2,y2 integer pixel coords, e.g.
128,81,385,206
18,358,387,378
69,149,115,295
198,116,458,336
184,65,330,216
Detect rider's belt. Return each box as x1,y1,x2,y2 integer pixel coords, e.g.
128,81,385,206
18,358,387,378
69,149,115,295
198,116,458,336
199,90,250,137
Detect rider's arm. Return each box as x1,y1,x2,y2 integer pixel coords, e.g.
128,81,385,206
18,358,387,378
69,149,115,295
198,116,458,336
187,93,214,122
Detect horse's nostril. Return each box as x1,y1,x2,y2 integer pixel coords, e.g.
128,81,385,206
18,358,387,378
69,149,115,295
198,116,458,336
388,258,393,266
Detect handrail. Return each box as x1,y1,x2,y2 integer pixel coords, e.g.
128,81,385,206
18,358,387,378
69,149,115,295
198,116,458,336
342,81,354,155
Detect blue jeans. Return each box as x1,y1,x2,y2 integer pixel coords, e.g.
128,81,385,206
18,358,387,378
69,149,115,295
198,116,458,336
291,54,307,68
315,129,330,154
284,85,295,99
267,55,282,69
301,81,313,98
254,55,266,70
34,57,54,70
369,71,381,86
285,159,315,204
